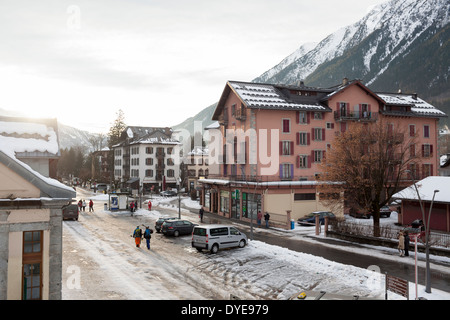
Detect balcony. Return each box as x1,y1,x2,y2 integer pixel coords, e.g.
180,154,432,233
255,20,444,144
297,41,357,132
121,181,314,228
334,111,378,122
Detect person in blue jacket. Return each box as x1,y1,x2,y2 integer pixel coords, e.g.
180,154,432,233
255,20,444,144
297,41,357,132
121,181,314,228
143,226,153,250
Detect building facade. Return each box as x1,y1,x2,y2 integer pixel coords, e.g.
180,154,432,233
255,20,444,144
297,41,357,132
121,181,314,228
0,117,75,300
199,79,446,228
112,126,181,194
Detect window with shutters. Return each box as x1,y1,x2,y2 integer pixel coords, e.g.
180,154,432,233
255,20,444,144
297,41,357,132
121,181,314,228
422,144,433,157
282,118,291,133
281,141,293,156
280,163,293,180
297,132,309,146
313,128,325,141
424,125,430,138
297,155,308,168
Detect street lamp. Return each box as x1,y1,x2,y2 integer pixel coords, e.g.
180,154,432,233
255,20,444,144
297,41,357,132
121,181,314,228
425,189,439,293
404,170,438,294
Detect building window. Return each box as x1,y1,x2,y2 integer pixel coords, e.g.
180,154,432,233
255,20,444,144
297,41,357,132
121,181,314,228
280,163,293,180
297,155,308,168
146,147,153,154
282,119,290,133
294,193,316,201
313,128,325,141
167,169,175,177
424,125,430,138
313,112,322,120
280,141,293,155
422,144,433,157
145,158,153,165
145,169,153,177
22,231,43,300
297,132,310,146
242,193,260,220
409,125,416,137
313,150,324,163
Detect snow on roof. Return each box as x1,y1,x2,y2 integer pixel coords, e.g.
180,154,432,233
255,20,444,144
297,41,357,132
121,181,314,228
393,176,450,203
188,146,208,156
377,93,447,117
0,118,59,155
229,81,329,111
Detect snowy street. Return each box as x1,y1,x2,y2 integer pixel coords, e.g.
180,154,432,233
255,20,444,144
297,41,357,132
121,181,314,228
62,189,450,300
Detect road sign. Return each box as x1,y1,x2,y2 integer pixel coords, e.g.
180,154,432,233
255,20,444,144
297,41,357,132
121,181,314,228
385,273,409,300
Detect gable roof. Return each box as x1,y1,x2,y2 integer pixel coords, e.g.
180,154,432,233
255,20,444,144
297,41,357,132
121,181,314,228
115,126,179,147
0,149,75,200
213,79,447,120
213,81,332,120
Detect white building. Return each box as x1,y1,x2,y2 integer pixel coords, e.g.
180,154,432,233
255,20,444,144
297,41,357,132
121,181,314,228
113,127,181,194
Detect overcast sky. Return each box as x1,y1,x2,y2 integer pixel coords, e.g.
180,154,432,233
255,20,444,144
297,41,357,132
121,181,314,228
0,0,388,133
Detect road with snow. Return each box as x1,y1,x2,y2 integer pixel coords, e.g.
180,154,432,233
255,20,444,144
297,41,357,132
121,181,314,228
61,188,450,300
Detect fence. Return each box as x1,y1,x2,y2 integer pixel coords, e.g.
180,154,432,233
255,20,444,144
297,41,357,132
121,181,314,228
329,220,450,249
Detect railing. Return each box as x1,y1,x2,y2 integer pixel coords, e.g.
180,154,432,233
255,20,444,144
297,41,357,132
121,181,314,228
330,220,450,248
334,111,378,122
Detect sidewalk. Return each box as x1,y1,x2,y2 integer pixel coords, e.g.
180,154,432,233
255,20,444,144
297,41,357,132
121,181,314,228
174,197,450,293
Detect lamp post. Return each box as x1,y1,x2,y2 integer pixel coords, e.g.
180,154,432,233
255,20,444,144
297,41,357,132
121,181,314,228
405,170,438,294
425,189,439,293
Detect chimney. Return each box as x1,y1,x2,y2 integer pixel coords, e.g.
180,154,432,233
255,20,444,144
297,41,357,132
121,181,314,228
342,77,349,86
412,93,417,100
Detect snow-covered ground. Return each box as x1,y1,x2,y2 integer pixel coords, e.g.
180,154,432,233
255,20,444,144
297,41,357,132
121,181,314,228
63,191,450,300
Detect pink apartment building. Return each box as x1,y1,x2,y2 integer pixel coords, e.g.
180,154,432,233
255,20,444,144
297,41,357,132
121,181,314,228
198,78,446,228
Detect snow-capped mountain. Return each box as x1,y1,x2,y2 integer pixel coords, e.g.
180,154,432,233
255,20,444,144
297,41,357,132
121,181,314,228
254,0,449,95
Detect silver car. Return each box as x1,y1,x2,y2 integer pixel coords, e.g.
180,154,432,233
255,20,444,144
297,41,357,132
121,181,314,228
192,225,247,254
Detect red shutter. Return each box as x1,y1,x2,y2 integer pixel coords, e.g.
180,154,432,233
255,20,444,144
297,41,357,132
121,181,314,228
311,128,315,141
322,128,326,141
296,111,299,124
290,141,294,155
307,156,311,168
430,144,433,156
307,133,310,145
296,132,300,145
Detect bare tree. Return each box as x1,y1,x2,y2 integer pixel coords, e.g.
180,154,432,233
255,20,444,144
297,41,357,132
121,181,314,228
318,119,419,237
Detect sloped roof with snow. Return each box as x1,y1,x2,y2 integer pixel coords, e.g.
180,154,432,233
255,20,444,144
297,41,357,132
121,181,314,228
213,81,332,119
377,93,447,117
0,116,60,157
393,176,450,203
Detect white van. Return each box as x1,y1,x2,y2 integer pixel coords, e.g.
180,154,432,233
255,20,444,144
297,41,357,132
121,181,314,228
192,225,247,254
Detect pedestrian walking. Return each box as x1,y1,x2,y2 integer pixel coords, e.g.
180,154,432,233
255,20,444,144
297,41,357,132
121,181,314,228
78,199,82,212
398,231,405,257
133,226,143,248
82,200,86,212
143,226,153,250
404,231,410,257
147,200,152,211
199,207,204,222
257,211,262,227
89,199,94,212
130,201,135,213
264,212,270,228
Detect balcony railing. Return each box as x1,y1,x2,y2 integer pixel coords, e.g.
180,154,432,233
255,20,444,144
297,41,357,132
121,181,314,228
334,111,378,122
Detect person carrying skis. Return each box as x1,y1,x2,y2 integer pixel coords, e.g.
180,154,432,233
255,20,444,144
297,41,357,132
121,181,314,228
143,226,153,250
133,226,143,248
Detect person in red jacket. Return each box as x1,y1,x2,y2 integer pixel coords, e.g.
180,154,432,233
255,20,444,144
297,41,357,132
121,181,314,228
147,200,152,211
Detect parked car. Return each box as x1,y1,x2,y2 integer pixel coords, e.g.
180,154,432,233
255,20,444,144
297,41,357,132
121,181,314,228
155,216,177,233
349,208,371,219
297,211,336,226
160,190,177,197
63,204,79,221
161,219,197,237
192,225,247,253
379,205,391,218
